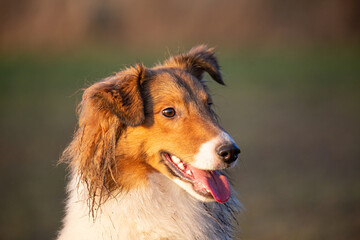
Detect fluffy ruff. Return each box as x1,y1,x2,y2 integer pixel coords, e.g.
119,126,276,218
59,173,240,240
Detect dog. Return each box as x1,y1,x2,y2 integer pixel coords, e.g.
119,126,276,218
57,45,241,240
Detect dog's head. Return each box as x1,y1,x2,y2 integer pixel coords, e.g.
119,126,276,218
62,45,240,207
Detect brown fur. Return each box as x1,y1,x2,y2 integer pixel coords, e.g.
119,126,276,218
60,45,224,216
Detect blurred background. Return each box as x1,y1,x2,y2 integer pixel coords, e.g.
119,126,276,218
0,0,359,239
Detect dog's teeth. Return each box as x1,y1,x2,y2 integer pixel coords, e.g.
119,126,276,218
186,169,192,176
178,162,185,170
172,156,181,164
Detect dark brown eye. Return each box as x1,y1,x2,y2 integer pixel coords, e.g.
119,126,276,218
162,108,176,118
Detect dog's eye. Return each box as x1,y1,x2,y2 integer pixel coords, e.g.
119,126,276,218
162,108,176,118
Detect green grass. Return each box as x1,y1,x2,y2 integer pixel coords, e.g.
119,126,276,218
0,48,359,240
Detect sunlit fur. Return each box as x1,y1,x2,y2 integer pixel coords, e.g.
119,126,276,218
58,45,241,240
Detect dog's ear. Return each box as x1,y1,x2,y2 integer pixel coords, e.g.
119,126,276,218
89,64,146,126
165,45,224,85
60,64,147,215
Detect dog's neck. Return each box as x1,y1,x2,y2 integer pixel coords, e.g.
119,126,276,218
58,172,241,240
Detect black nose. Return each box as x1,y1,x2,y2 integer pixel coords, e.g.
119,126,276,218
216,144,240,164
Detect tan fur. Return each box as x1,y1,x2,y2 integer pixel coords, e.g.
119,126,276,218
59,46,240,239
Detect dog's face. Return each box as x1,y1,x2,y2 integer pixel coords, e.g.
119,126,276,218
121,69,239,203
64,46,240,206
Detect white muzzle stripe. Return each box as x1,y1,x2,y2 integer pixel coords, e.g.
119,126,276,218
191,132,237,170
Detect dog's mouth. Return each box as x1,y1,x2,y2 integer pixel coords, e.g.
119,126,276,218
161,152,231,203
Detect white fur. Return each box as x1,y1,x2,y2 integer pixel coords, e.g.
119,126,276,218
58,172,241,240
192,132,238,170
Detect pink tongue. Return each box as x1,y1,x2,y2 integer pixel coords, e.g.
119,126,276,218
189,167,231,203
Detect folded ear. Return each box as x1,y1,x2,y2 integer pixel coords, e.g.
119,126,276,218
88,64,146,126
165,45,224,85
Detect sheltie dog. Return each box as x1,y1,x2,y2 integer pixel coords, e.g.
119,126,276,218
58,45,241,240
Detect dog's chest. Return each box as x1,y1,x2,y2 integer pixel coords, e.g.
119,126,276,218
60,173,238,240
